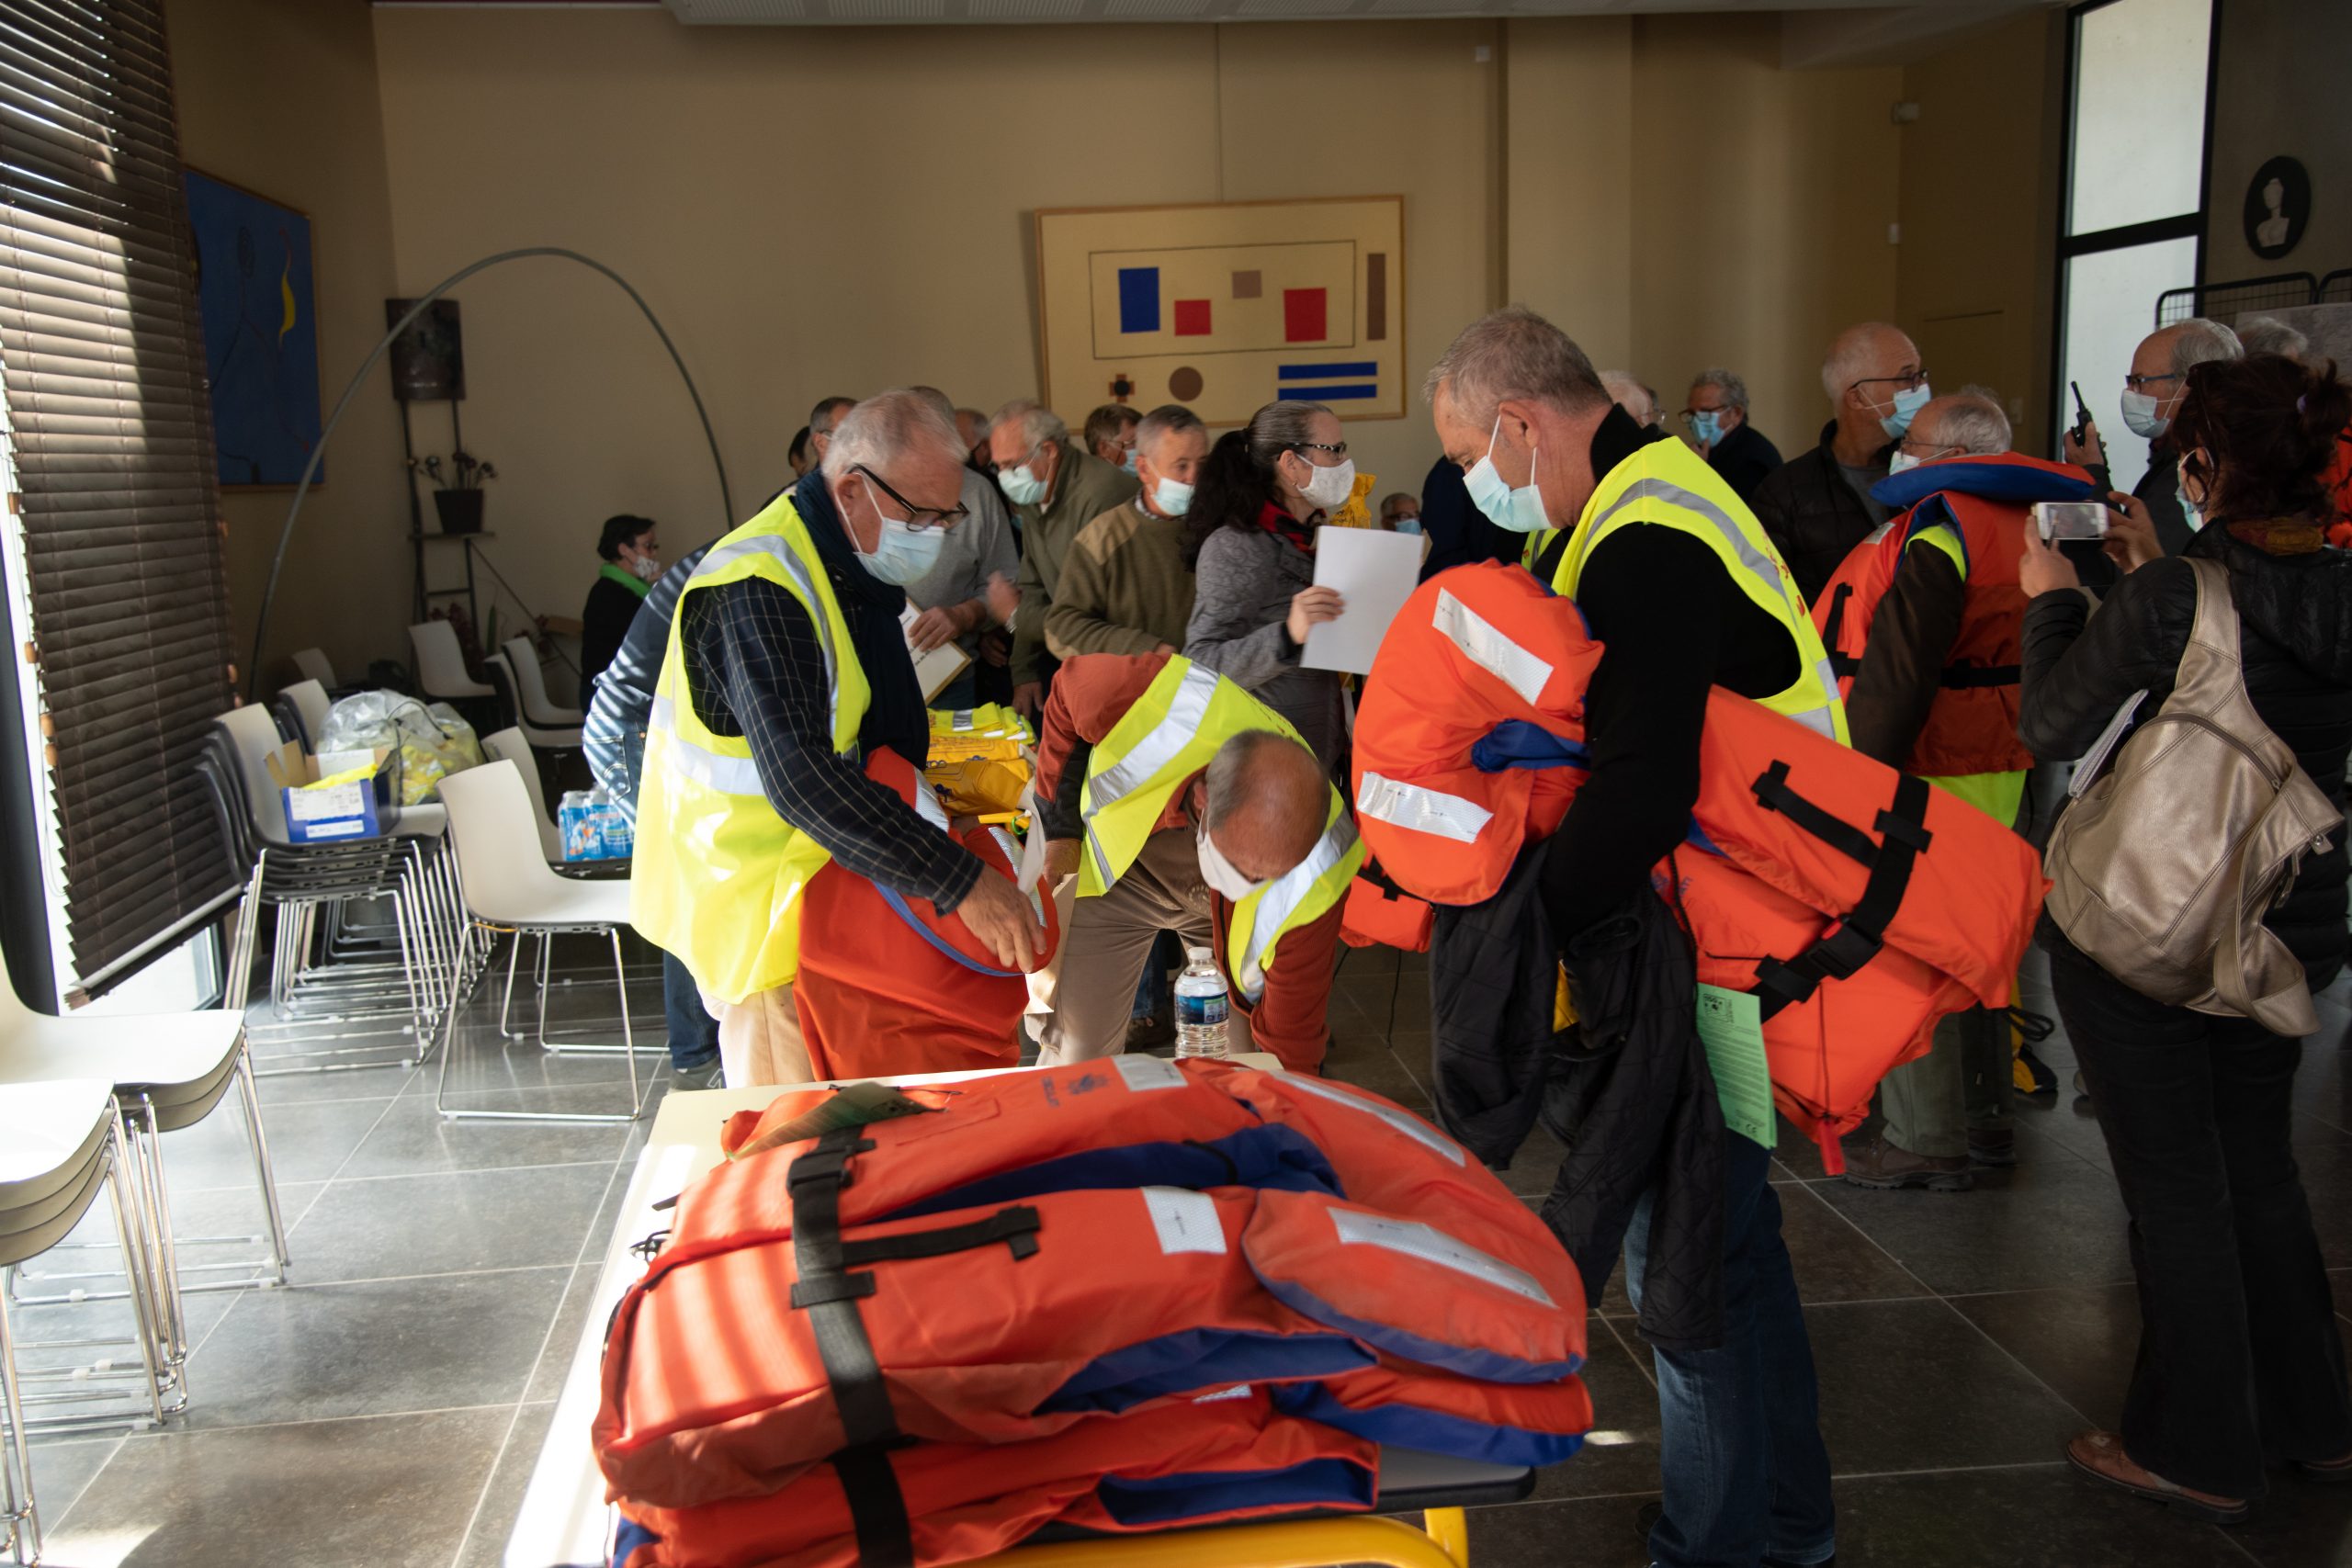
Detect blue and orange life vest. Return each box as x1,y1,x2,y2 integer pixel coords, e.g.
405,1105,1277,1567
596,1058,1591,1567
1812,452,2098,780
1351,561,2047,1163
791,748,1057,1080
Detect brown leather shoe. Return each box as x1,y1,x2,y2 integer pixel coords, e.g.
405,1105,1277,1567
2297,1449,2352,1483
1125,1012,1174,1052
1967,1126,2018,1168
1841,1132,1973,1192
2066,1431,2248,1523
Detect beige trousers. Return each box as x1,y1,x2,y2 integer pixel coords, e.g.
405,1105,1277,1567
703,981,813,1088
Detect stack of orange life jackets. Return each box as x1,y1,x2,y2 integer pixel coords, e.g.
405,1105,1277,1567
1351,561,2046,1170
596,1057,1592,1568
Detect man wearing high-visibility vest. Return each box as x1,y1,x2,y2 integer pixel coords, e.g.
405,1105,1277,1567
1031,652,1363,1074
1422,308,1838,1568
631,390,1046,1088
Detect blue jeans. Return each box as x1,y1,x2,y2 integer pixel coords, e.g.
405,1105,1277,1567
662,947,720,1072
1623,1132,1835,1568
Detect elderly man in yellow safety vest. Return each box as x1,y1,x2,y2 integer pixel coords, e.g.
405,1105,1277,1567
631,389,1044,1087
1030,652,1363,1074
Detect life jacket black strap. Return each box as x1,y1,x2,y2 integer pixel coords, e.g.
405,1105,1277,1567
1822,583,1859,680
788,1127,909,1567
1747,770,1933,1018
1939,663,2021,689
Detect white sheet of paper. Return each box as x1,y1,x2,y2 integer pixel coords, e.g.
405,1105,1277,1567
1302,527,1423,675
901,605,973,702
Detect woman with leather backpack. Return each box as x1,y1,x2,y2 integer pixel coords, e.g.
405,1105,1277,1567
2018,352,2352,1525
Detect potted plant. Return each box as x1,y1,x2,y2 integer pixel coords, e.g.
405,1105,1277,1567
419,450,498,534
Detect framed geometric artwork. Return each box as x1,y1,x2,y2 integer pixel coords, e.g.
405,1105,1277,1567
183,168,325,488
1034,196,1406,427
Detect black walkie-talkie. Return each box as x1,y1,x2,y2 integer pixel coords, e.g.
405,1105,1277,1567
2069,380,2093,446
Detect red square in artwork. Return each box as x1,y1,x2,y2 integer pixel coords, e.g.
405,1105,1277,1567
1283,288,1329,344
1173,299,1212,336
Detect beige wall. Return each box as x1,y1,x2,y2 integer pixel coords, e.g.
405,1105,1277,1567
2205,0,2352,282
1897,7,2064,455
166,0,407,690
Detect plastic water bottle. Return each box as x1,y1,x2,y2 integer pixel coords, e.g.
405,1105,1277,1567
1173,946,1229,1059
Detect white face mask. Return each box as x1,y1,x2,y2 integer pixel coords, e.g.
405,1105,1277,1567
1152,475,1194,517
1294,453,1357,512
627,551,662,582
1195,818,1267,903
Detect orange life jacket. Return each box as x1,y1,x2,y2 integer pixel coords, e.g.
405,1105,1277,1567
595,1058,1589,1547
1812,453,2098,779
1351,561,2047,1165
790,749,1057,1080
1339,857,1434,953
613,1389,1378,1568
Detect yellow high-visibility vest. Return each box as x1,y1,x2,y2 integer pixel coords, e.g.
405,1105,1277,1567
1078,658,1364,1002
1546,436,1849,744
629,494,870,1003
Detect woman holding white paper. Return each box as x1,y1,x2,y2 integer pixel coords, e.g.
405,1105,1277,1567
1182,401,1350,774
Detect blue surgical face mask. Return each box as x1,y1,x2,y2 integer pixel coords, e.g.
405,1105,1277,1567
1463,412,1550,534
1690,411,1724,448
1876,381,1932,439
1392,514,1422,536
1152,475,1194,517
2177,481,2203,532
854,484,949,585
1121,448,1140,476
998,453,1047,506
2120,389,2169,440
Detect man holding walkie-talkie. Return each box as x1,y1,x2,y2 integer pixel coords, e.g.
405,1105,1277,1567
2065,319,2246,567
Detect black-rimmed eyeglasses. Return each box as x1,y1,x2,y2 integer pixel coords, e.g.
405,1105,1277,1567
856,465,967,531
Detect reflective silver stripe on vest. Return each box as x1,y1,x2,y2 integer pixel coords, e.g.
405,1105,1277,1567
1081,663,1223,886
910,774,950,832
1433,588,1553,704
1328,1208,1555,1307
647,695,767,796
1590,479,1841,733
692,531,843,719
1356,772,1492,844
1236,810,1357,1001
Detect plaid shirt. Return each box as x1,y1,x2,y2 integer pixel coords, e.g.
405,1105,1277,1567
673,573,979,913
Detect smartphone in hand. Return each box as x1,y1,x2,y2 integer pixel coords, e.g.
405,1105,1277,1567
2035,501,2109,542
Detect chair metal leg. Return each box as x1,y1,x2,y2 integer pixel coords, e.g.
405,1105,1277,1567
498,930,525,1040
435,920,645,1124
0,1286,39,1568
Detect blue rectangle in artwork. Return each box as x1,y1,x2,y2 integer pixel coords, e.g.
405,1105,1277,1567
1279,385,1378,402
1117,267,1161,334
1277,362,1379,380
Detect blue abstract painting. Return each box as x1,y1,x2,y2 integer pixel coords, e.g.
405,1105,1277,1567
184,170,323,487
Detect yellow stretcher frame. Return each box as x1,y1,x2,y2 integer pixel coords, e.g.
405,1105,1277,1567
985,1509,1471,1568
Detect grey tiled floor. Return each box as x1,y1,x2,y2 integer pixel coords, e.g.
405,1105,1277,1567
19,935,2352,1566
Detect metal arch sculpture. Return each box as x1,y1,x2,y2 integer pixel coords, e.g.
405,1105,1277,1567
243,246,734,699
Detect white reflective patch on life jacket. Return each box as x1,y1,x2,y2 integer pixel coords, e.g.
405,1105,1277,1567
910,778,951,831
1143,1186,1227,1255
1328,1208,1555,1306
1191,1383,1256,1404
1357,773,1494,845
1433,589,1554,705
1272,1074,1466,1167
1114,1055,1186,1092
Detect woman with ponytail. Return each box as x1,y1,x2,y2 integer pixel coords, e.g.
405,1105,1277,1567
1181,402,1352,773
2018,354,2352,1522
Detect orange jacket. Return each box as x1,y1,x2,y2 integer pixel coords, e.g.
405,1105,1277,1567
1815,453,2098,778
790,749,1055,1081
1353,561,2046,1161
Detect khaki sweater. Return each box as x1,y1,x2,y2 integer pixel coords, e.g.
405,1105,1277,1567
1044,501,1197,660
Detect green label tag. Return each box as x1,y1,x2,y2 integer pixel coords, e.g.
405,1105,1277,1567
1694,983,1776,1151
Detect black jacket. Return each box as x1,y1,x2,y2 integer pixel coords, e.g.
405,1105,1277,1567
1426,845,1726,1352
1705,421,1783,507
2020,524,2352,984
1748,420,1894,605
580,572,647,701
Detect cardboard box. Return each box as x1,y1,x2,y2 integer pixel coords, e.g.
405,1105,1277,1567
265,741,392,843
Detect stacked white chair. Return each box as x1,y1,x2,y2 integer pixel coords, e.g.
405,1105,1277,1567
502,637,583,728
408,619,494,704
290,646,338,690
0,1079,180,1567
433,761,645,1123
278,677,332,751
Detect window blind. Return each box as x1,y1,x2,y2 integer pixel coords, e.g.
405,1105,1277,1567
0,0,238,992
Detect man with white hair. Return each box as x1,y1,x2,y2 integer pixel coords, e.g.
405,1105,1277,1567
1750,321,1928,603
990,399,1140,721
2065,317,2244,558
1599,370,1657,427
632,389,1046,1086
1422,306,1838,1568
2236,315,2310,362
1826,387,2083,1191
1682,367,1782,506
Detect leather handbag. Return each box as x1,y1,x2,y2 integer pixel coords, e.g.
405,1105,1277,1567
2044,558,2345,1037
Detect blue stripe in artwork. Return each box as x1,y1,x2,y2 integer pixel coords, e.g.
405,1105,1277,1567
1279,385,1378,401
1118,267,1161,334
1278,362,1379,380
